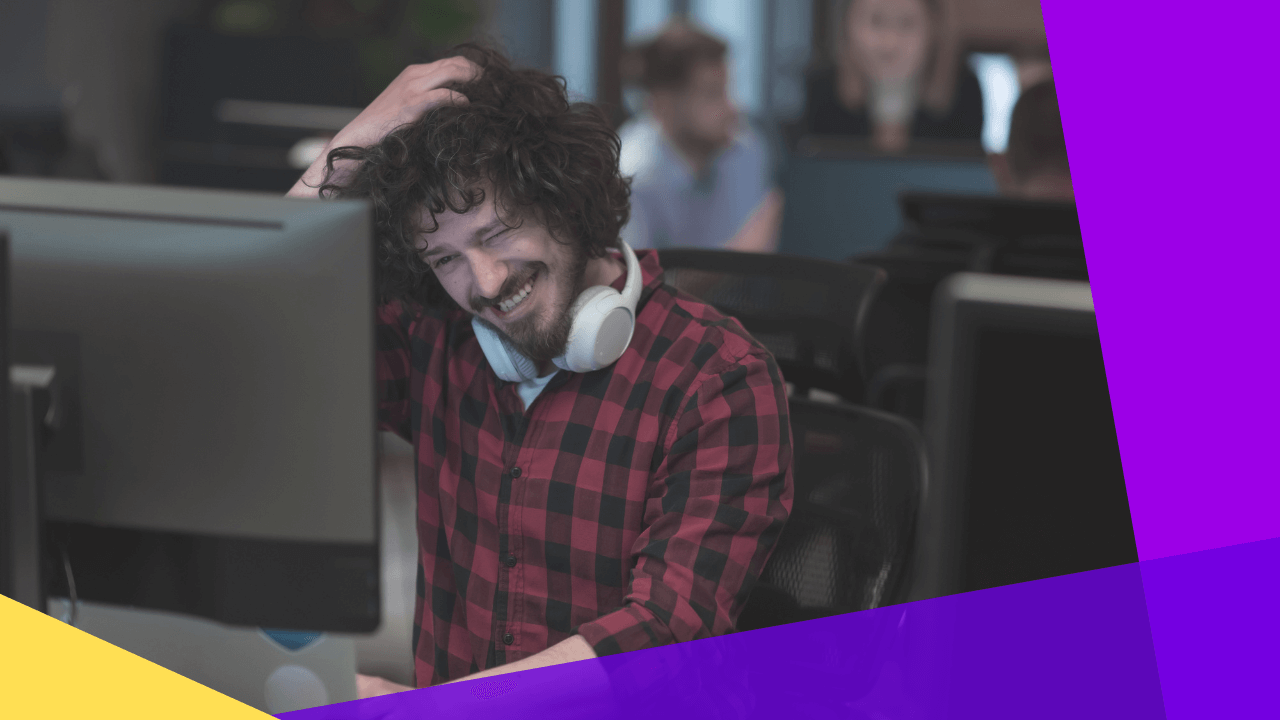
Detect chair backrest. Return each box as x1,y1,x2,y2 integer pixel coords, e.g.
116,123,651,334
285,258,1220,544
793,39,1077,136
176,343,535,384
736,397,926,631
893,193,1087,281
851,248,968,424
657,249,885,404
854,195,1085,420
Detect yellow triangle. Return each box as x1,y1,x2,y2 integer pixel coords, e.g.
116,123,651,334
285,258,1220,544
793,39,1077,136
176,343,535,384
0,594,271,719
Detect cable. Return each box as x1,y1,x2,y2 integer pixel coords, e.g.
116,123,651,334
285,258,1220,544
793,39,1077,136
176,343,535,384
59,545,78,627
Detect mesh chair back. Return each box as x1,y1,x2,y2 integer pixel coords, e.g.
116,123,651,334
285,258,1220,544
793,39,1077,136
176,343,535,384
736,397,926,631
658,249,885,403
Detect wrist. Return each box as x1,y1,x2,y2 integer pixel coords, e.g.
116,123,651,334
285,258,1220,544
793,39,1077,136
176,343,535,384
287,141,356,199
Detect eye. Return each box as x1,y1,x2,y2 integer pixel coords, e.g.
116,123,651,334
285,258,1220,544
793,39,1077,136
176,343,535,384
485,228,513,245
433,255,457,270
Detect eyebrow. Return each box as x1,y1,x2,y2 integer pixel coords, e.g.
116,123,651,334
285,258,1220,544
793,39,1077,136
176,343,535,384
420,218,507,258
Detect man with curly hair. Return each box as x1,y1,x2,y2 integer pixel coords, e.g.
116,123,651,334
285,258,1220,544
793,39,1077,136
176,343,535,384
288,45,793,695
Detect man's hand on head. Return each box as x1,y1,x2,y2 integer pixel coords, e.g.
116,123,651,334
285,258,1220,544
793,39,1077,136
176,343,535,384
287,56,481,199
331,57,479,150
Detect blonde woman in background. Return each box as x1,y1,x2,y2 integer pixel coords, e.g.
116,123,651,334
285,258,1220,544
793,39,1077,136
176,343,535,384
802,0,984,152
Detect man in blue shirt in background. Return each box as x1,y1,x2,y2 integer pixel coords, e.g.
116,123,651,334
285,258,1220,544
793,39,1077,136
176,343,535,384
618,22,783,253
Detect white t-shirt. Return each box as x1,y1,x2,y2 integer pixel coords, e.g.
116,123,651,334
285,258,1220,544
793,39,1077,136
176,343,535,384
516,372,557,412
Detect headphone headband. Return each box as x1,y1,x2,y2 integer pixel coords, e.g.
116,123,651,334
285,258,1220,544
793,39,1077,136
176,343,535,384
617,240,643,314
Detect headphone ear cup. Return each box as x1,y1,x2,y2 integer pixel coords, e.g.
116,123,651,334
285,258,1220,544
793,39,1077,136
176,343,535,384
552,240,644,373
555,286,625,373
589,304,636,367
567,285,620,319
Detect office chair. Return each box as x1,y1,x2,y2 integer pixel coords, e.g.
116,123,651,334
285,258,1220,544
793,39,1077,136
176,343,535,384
854,195,1086,422
854,248,969,424
736,397,926,632
658,249,886,404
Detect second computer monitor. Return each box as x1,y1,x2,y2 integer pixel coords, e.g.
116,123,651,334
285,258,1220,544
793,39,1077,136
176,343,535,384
778,141,999,261
913,273,1137,600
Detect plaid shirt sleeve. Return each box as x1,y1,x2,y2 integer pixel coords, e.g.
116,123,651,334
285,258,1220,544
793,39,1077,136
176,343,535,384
375,300,415,441
574,347,794,655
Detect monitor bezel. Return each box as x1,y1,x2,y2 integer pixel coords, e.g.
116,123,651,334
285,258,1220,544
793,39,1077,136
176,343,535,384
0,177,382,632
912,273,1101,601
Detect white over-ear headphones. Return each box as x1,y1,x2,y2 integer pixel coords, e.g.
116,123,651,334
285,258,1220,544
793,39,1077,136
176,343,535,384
471,240,643,382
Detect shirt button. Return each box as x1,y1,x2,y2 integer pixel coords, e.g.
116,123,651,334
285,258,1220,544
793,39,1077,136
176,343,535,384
502,633,514,645
504,555,517,568
510,467,522,478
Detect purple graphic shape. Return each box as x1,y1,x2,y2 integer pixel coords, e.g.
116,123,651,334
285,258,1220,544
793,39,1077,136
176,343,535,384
1041,0,1280,560
1140,535,1280,719
283,559,1165,719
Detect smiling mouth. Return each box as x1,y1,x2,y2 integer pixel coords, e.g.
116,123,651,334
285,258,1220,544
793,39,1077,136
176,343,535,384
492,272,537,317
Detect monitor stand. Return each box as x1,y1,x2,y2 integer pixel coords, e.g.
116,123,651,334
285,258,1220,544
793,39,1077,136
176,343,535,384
10,367,357,714
7,364,56,612
45,597,358,713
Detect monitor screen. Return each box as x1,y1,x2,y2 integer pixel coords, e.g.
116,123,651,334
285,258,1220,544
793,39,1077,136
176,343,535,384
962,326,1134,591
777,142,999,261
1,177,380,631
1,231,11,603
913,273,1137,599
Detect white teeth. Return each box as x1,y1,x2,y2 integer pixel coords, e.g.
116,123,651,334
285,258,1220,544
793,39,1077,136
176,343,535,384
498,278,535,313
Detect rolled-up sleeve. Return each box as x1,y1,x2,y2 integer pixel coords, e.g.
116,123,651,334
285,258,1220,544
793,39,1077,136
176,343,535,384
575,350,794,655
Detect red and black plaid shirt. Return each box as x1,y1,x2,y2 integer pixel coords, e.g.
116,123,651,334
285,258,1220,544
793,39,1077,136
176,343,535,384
375,249,794,686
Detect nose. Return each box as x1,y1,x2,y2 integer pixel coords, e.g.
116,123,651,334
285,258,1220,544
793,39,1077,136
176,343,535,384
468,249,509,301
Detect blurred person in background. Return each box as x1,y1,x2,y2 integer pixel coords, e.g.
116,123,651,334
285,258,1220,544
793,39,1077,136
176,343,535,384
991,80,1073,201
803,0,983,152
618,22,783,252
1016,45,1056,91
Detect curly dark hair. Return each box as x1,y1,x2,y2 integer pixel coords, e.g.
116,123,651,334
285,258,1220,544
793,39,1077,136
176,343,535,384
318,44,631,309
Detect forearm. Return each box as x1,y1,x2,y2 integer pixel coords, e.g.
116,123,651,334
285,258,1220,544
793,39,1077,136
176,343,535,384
356,635,599,699
443,635,615,716
285,138,356,199
726,188,784,253
444,634,597,685
285,55,479,200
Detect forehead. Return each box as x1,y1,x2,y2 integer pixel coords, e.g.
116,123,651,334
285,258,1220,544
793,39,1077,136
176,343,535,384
413,193,501,253
686,60,727,89
855,0,928,19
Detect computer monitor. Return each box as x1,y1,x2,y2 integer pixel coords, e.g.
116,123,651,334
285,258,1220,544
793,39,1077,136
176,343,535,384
777,139,999,261
1,177,380,631
911,273,1137,601
2,231,12,603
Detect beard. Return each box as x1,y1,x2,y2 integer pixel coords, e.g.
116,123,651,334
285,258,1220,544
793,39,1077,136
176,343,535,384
472,243,590,365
